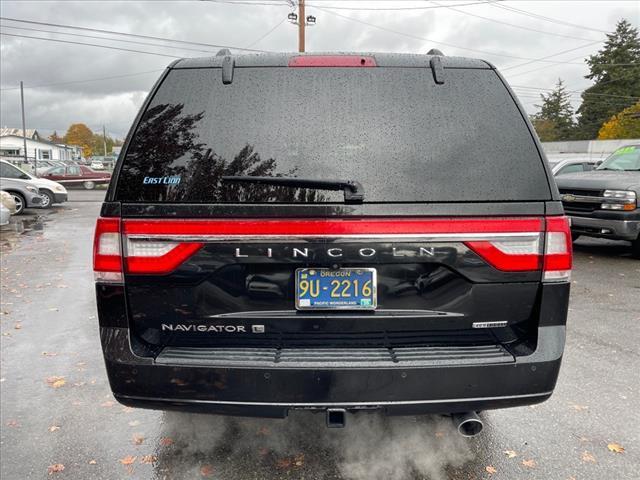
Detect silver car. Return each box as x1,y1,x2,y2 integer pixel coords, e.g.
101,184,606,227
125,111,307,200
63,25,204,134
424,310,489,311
0,178,44,214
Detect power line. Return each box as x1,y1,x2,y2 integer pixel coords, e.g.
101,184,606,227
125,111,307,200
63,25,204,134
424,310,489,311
0,70,164,92
429,0,599,42
501,41,602,72
0,25,224,55
510,85,640,100
1,32,183,58
304,0,495,11
311,6,613,65
0,16,266,53
489,2,610,34
244,17,287,48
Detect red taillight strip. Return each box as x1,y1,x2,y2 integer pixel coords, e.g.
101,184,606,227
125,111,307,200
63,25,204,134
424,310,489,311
122,217,544,236
126,243,204,274
288,55,376,67
463,242,541,272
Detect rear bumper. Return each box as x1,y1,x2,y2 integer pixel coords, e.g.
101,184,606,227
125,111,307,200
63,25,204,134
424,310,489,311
569,213,640,241
101,325,564,417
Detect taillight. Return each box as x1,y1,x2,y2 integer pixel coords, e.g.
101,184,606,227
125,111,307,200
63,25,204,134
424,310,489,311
93,217,203,279
93,217,122,282
125,239,203,274
543,216,572,282
464,216,572,281
288,55,376,67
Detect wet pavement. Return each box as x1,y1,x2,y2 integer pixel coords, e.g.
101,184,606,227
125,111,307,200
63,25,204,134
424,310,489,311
1,191,638,479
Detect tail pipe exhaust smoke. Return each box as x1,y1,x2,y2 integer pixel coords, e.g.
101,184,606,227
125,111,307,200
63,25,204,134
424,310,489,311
452,412,483,437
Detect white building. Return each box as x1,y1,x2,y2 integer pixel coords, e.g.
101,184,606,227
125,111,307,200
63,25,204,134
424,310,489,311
0,128,82,162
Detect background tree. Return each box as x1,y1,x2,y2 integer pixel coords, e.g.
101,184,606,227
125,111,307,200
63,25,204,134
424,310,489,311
63,123,95,158
532,79,576,141
575,19,640,140
48,131,63,144
598,102,640,139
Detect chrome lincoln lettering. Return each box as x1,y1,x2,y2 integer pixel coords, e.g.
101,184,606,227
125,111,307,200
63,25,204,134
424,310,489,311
419,247,436,257
327,248,343,258
225,245,444,259
358,248,376,257
267,248,273,258
392,247,404,257
235,248,248,258
293,247,309,258
161,324,247,333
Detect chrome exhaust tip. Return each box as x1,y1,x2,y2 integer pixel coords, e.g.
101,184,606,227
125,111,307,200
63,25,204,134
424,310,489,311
452,411,483,437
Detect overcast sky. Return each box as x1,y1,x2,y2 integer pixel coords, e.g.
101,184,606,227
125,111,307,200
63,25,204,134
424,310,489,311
0,0,638,140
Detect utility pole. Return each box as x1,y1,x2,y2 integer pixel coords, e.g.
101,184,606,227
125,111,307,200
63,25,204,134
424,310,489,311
298,0,305,53
103,125,107,156
20,81,31,172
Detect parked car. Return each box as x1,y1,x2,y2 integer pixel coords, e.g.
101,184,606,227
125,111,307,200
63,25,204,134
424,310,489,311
94,52,572,435
0,160,68,208
0,177,44,214
556,144,640,257
0,190,17,226
41,164,111,190
90,160,105,170
549,159,598,176
35,161,65,176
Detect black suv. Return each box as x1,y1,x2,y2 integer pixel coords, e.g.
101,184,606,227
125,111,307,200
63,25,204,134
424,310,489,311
94,52,571,432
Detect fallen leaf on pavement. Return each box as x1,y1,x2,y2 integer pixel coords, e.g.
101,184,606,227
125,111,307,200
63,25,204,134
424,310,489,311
133,434,145,445
46,376,66,388
570,404,588,411
200,464,214,477
582,451,596,463
49,425,60,432
257,426,270,436
14,323,21,329
485,465,497,474
88,460,97,465
504,450,517,458
42,352,57,357
47,464,65,475
522,459,536,468
607,443,625,454
100,401,114,408
294,453,304,466
119,455,137,465
160,437,174,446
6,420,19,427
434,431,445,438
128,420,141,427
140,455,157,465
48,307,58,312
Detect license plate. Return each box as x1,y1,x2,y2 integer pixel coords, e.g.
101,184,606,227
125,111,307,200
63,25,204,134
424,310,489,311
295,268,377,310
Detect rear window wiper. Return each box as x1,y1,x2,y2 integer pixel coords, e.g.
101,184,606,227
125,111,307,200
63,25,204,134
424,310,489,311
221,176,365,203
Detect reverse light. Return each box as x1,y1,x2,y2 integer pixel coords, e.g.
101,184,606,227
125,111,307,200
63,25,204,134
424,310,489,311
93,218,122,282
601,190,636,211
542,216,572,283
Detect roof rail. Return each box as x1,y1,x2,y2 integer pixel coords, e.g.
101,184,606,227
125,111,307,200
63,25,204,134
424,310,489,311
427,48,445,56
429,56,445,85
221,55,235,85
216,48,232,57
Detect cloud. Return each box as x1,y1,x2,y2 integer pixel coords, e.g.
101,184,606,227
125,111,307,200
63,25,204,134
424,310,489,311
0,1,637,138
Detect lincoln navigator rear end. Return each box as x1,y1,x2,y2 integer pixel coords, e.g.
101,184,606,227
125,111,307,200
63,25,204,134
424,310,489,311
95,52,571,427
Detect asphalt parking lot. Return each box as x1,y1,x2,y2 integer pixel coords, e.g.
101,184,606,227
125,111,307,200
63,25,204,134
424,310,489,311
1,190,638,480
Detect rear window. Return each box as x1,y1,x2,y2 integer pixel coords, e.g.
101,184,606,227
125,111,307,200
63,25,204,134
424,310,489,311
114,66,550,203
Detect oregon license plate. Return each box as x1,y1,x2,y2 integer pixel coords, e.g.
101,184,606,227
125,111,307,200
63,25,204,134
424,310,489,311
295,268,377,310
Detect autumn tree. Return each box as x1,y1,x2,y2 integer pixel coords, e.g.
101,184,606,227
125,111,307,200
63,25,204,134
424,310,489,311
575,19,640,139
48,131,63,143
598,102,640,139
63,123,94,158
532,79,576,141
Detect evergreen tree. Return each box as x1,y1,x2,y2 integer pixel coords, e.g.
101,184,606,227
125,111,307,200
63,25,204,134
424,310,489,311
532,79,575,141
576,19,640,139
